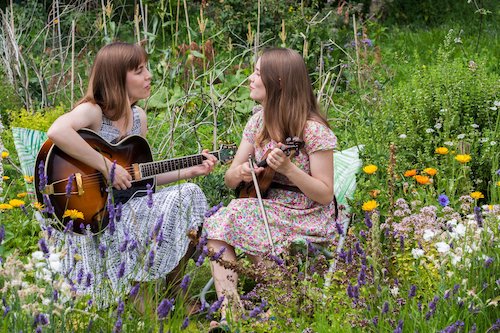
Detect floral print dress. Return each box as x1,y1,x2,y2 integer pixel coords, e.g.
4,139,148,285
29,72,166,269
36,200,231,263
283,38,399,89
204,109,337,255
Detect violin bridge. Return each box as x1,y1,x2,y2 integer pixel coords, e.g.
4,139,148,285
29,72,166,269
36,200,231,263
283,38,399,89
132,163,141,180
42,184,55,195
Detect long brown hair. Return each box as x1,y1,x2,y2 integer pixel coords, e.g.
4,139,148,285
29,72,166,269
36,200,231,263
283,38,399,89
78,42,148,125
256,48,330,146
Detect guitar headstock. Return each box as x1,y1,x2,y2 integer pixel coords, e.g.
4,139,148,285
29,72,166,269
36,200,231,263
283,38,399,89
218,144,237,164
282,137,305,155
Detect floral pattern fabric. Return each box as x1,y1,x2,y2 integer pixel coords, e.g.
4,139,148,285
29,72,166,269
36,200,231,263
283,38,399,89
204,109,337,255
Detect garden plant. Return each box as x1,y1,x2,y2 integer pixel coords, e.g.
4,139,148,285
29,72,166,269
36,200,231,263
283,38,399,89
0,0,499,332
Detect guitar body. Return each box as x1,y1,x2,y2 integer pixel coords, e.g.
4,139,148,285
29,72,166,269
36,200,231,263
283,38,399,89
35,129,154,234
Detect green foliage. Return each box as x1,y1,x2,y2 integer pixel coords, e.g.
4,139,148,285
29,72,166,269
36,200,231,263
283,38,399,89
9,105,66,132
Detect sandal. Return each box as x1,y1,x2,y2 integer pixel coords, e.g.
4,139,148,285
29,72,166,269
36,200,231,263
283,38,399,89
208,318,231,333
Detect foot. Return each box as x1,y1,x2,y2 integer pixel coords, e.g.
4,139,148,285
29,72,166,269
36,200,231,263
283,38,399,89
208,318,230,332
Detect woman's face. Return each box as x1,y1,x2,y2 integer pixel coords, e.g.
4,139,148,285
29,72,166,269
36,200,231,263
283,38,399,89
126,62,152,104
249,58,266,104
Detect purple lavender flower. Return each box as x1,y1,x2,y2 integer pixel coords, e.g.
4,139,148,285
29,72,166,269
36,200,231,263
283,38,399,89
496,169,500,176
474,206,483,227
362,38,373,47
46,226,53,239
117,262,125,279
429,296,439,311
364,212,372,228
38,161,47,191
85,273,93,288
115,202,122,222
211,246,226,261
335,222,344,235
42,194,54,215
129,283,140,297
382,301,389,314
109,160,117,184
99,242,107,258
113,317,122,333
180,274,191,293
347,284,354,298
181,316,189,330
269,254,284,266
408,285,417,298
116,299,125,316
37,313,49,325
372,316,378,327
205,202,224,218
453,284,460,294
77,268,84,284
355,242,365,256
394,319,403,333
146,183,153,208
484,256,493,268
2,298,10,318
439,320,464,333
52,289,58,301
65,174,74,198
38,238,49,256
196,233,208,252
207,296,225,318
444,290,451,300
358,265,366,286
157,298,175,319
0,225,4,245
399,235,405,251
152,214,164,240
147,249,155,270
469,323,477,333
438,194,450,207
359,230,367,239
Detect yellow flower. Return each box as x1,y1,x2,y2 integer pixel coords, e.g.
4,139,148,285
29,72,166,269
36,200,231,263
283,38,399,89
404,169,417,177
455,154,471,164
415,175,431,185
363,164,378,175
63,209,85,220
24,175,34,184
1,151,9,159
435,147,449,155
2,176,10,180
362,200,379,211
0,203,13,210
497,181,500,187
423,168,437,176
17,192,27,198
9,199,25,207
33,202,44,210
470,191,484,200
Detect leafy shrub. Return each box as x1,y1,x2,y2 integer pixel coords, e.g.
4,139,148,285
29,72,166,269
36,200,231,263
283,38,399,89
9,105,66,132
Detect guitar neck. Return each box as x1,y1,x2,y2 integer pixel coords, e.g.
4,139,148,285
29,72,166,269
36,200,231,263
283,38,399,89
139,151,219,178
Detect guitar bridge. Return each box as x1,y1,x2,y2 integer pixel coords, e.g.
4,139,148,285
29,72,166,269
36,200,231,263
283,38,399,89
75,173,85,196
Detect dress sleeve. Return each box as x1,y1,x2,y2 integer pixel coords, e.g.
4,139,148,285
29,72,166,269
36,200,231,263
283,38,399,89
303,120,337,155
242,108,263,144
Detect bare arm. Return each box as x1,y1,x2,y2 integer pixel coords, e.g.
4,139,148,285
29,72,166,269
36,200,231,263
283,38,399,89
47,103,132,190
267,147,334,205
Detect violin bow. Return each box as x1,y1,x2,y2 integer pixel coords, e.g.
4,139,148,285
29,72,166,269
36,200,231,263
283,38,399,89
248,155,277,256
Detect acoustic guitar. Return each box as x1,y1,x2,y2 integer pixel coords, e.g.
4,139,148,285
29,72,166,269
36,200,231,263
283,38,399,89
34,128,236,234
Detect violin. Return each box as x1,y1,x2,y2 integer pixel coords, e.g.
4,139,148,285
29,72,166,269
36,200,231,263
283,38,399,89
236,137,304,198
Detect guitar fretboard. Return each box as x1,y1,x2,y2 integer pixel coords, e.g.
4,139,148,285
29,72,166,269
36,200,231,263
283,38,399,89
139,151,220,178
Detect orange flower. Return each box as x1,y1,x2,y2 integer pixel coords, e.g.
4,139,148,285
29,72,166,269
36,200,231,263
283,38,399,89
404,169,417,177
9,199,25,207
455,154,471,164
415,175,431,185
470,191,484,200
362,200,378,211
435,147,449,155
24,175,34,184
17,192,27,198
423,168,437,176
369,189,381,198
363,165,378,175
33,202,44,210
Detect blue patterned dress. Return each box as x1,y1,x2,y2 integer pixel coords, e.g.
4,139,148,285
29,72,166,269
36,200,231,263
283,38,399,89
44,107,208,306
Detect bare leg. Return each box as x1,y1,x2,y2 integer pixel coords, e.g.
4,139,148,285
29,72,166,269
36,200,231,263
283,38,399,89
208,239,243,321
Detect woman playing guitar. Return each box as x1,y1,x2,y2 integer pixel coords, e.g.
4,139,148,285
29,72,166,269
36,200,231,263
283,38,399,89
204,48,338,329
43,42,218,306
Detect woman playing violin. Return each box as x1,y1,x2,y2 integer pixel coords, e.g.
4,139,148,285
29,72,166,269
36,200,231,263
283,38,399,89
204,47,337,325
